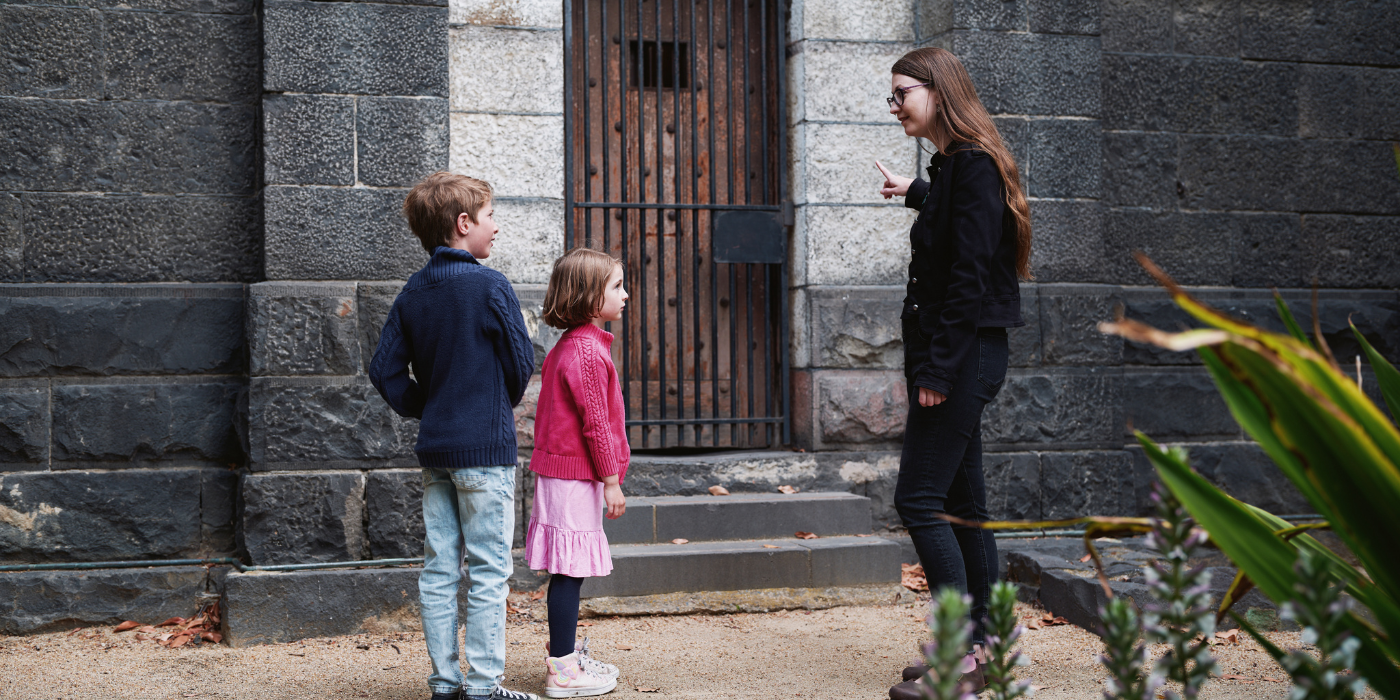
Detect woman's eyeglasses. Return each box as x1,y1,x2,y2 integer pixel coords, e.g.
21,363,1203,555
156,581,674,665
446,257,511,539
887,82,931,108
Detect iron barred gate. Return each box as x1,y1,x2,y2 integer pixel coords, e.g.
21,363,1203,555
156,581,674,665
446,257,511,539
563,0,790,450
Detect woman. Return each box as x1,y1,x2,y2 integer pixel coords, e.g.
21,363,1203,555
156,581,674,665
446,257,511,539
874,47,1032,700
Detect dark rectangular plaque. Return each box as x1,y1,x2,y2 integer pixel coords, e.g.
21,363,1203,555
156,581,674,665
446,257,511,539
712,210,785,264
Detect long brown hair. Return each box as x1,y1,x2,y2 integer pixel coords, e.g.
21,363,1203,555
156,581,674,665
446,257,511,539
891,48,1033,280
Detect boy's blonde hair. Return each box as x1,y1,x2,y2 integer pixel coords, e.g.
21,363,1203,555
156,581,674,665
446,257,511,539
542,248,621,329
403,171,493,254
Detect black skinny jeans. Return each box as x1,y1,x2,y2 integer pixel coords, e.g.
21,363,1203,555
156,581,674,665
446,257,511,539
895,324,1008,646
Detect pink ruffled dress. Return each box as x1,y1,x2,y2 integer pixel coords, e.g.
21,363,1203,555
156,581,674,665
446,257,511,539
524,476,612,577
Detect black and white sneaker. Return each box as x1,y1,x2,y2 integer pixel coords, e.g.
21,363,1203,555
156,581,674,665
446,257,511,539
489,685,540,700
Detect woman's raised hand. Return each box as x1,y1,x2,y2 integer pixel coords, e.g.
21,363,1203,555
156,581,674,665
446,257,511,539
875,160,913,199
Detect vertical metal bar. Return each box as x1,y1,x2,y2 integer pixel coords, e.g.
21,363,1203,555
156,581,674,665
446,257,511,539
728,261,736,444
706,0,719,447
583,0,593,248
745,263,755,445
740,0,750,205
671,0,684,445
563,0,575,249
758,0,768,204
762,254,772,446
688,0,701,445
618,0,631,432
635,0,649,446
776,0,790,445
724,0,736,446
601,0,610,256
653,0,667,446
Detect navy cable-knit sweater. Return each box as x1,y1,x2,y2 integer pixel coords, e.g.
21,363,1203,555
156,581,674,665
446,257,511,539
369,247,536,469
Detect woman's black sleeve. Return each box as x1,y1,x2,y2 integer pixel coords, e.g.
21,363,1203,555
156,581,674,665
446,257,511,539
904,177,930,211
912,152,1002,396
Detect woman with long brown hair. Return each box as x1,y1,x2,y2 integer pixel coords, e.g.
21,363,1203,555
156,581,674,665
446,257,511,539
874,47,1032,700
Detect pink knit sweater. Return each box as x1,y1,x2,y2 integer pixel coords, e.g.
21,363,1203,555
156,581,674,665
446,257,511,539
530,323,630,482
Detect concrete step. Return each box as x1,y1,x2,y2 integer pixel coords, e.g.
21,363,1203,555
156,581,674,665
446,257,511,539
580,535,901,599
603,491,874,544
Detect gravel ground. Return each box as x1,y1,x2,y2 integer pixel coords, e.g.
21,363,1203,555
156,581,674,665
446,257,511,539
0,598,1377,700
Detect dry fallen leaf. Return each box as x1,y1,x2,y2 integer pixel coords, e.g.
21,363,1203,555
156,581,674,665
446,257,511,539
636,687,659,693
157,617,186,628
762,544,781,549
671,538,689,545
856,533,873,537
1220,674,1249,681
529,590,546,601
777,485,799,494
1026,619,1044,630
167,635,191,648
708,485,730,496
795,531,818,540
113,621,140,633
1079,553,1093,563
901,562,928,592
1214,629,1240,644
1264,677,1284,683
578,622,594,627
616,644,634,651
200,631,222,643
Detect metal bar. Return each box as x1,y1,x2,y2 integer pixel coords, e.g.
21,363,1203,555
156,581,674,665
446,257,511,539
626,417,782,426
618,0,631,428
745,263,755,444
583,0,592,248
601,0,610,255
707,0,719,447
573,202,779,210
741,0,750,206
763,253,772,446
775,0,790,444
635,0,648,446
758,0,768,204
688,0,701,446
564,0,575,249
728,262,737,444
724,0,734,208
672,0,683,446
654,0,666,446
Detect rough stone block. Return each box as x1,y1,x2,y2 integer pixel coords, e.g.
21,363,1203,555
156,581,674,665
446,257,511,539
248,377,418,470
1038,285,1123,366
1231,213,1304,288
817,370,907,446
1104,55,1296,136
0,99,258,195
1239,0,1400,66
247,282,362,377
104,0,255,13
580,540,811,598
0,566,218,635
450,0,559,27
947,31,1099,117
1040,450,1133,518
0,469,204,562
1101,54,1179,133
993,116,1030,175
0,6,101,99
357,97,449,187
1302,215,1400,290
448,25,561,114
1173,0,1240,56
622,451,820,497
1178,136,1400,215
797,0,914,41
1122,369,1239,440
0,192,18,282
365,469,425,560
831,452,901,530
1103,130,1176,209
795,41,916,124
1010,285,1041,367
513,284,562,367
1298,65,1400,141
946,0,1028,32
1101,209,1234,286
1101,0,1170,53
480,198,564,285
811,287,904,370
1029,0,1098,36
1027,199,1104,284
801,124,915,205
264,186,425,281
648,492,874,543
104,11,259,102
983,369,1121,448
984,452,1040,521
263,94,355,186
0,285,246,377
22,194,260,283
223,568,446,646
1129,441,1310,516
1027,118,1100,199
1039,567,1151,633
0,384,48,466
264,0,448,96
802,205,914,286
449,113,562,199
241,471,367,565
50,382,243,466
201,468,238,555
357,282,401,373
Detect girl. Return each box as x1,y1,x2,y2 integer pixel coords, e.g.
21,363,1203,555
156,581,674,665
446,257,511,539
527,247,631,698
874,47,1032,700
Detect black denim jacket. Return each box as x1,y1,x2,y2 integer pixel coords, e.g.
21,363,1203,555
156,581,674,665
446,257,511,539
901,144,1024,396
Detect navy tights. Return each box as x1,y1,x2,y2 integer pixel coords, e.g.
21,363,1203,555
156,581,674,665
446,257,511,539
547,574,585,658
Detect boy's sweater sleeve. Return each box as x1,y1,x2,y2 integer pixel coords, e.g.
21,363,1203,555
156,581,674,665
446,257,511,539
368,304,425,419
489,282,537,408
564,348,627,480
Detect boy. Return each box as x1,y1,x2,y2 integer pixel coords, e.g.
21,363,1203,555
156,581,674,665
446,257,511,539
370,171,537,700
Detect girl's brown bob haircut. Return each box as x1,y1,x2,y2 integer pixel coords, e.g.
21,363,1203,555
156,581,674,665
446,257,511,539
542,247,622,329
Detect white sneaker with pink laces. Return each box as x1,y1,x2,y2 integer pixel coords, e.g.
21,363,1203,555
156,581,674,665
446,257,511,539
544,652,617,698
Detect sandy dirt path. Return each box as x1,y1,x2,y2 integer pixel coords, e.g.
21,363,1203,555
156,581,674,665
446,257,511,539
0,601,1375,700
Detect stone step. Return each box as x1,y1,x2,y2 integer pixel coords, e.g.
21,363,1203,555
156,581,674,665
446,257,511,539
603,491,874,544
580,535,901,599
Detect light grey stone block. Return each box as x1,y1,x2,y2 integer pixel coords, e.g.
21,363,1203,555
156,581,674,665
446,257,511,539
264,0,448,96
795,41,916,124
811,286,904,370
248,282,362,377
449,25,561,114
802,204,914,286
480,198,564,285
50,382,243,466
450,113,562,198
104,11,259,103
0,6,101,99
817,370,907,446
357,97,449,187
248,377,418,470
241,471,367,565
450,0,560,27
263,94,355,186
264,186,425,281
800,123,915,205
797,0,914,41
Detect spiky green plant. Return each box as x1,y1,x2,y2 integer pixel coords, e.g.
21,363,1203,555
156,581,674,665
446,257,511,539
922,587,978,700
983,581,1031,700
1099,596,1160,700
1140,486,1218,700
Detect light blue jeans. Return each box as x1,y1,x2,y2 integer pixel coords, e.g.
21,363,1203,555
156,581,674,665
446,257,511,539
420,466,516,697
